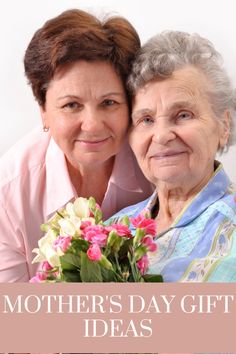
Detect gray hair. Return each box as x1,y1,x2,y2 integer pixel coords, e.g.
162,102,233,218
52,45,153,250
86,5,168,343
128,30,236,148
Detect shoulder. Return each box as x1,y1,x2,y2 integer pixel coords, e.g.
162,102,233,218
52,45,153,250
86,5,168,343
0,127,50,188
107,194,154,223
208,187,236,222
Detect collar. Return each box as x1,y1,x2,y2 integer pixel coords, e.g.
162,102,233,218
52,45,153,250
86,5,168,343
145,161,232,228
44,137,76,218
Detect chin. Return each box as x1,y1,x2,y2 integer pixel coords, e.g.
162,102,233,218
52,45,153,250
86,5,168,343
152,172,187,187
76,153,114,167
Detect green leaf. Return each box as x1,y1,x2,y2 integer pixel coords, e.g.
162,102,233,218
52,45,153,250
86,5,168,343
118,238,133,259
60,253,81,270
119,215,130,226
101,267,116,282
107,230,118,248
40,223,50,232
94,208,103,223
142,274,163,282
129,254,142,282
71,238,89,253
133,228,146,246
62,270,82,282
80,252,103,282
88,196,96,210
134,245,147,261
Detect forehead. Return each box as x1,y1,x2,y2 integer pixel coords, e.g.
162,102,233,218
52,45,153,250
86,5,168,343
133,66,210,110
50,60,123,87
46,60,126,99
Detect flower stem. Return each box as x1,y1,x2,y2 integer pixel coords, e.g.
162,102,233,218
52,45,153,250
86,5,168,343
114,253,125,281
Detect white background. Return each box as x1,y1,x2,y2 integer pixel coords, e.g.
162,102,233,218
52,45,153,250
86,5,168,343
0,0,235,181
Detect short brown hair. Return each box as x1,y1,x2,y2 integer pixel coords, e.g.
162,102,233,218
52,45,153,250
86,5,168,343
24,9,140,107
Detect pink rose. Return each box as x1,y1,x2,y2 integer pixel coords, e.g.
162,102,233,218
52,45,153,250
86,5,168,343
105,224,132,238
41,261,53,271
87,244,102,261
142,236,157,252
80,220,92,230
136,254,149,275
130,214,156,236
83,225,108,247
29,272,47,283
53,235,72,253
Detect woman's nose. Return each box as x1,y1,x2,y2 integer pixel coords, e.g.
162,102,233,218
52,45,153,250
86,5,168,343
80,108,104,132
152,119,176,145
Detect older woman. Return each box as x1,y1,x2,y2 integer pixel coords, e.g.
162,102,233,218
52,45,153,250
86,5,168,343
0,9,153,282
111,31,236,282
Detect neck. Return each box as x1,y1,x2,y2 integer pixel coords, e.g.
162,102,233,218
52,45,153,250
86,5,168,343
156,187,192,228
155,170,214,232
67,157,115,205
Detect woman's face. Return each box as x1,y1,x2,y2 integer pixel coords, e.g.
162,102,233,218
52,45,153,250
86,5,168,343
129,66,230,190
41,60,129,168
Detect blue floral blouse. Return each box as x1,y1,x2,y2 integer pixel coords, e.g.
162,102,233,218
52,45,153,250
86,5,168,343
109,162,236,282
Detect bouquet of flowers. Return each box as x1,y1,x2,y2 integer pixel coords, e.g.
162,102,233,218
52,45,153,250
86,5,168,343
31,197,163,283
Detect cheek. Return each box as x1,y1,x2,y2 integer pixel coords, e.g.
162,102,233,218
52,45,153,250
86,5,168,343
202,124,220,151
50,119,78,145
117,120,129,136
128,131,139,152
178,127,208,149
116,111,129,133
129,134,147,163
183,127,219,162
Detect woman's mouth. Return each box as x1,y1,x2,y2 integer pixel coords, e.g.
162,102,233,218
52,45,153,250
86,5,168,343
151,150,187,159
76,137,110,148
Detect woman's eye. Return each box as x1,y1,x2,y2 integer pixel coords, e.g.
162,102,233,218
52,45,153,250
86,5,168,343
102,99,117,107
176,111,193,120
62,102,81,111
133,116,154,128
141,116,154,125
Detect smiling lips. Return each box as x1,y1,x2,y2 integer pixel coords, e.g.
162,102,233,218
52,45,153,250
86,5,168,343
151,149,186,159
76,137,110,147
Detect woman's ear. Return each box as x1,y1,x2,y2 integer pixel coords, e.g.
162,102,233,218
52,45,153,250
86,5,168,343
219,110,231,148
39,105,49,131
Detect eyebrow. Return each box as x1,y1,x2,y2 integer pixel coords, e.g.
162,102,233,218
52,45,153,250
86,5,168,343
100,92,126,99
167,101,197,112
132,101,197,120
57,95,81,101
57,92,125,101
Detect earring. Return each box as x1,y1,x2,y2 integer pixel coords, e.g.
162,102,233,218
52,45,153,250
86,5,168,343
43,126,49,132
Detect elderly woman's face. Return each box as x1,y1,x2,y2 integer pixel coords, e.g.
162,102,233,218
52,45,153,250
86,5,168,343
40,60,129,168
129,66,230,188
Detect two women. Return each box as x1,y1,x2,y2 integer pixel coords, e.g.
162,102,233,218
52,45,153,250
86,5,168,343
1,8,236,283
0,9,153,282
